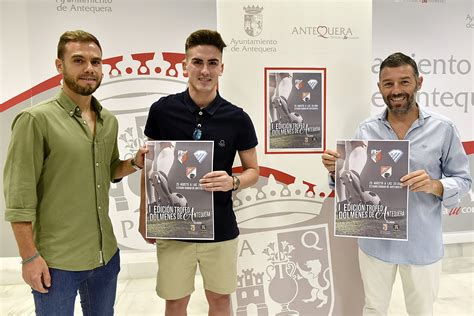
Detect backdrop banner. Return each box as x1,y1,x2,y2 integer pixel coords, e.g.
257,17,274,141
372,0,474,243
0,0,217,254
217,0,372,314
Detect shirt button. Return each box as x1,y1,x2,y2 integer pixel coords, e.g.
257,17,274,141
98,206,102,210
97,184,101,188
199,111,203,115
83,120,87,125
96,162,99,167
69,111,73,116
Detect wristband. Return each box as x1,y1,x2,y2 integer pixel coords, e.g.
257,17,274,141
131,158,143,171
21,252,40,265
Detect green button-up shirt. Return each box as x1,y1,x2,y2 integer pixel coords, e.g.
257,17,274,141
4,90,121,271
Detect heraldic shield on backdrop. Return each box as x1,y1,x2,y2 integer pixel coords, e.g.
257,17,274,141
335,140,409,240
145,141,214,240
265,69,326,154
233,225,334,315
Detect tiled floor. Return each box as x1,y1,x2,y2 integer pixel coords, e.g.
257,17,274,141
1,253,472,315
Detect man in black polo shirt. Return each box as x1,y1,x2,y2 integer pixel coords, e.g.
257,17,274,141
139,29,259,315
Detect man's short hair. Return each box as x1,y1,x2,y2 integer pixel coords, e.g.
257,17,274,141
57,30,102,60
380,52,419,78
185,29,227,54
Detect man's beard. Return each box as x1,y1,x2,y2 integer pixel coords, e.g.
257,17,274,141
63,73,102,96
384,92,416,114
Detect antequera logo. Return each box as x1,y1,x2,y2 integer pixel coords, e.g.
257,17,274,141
291,24,359,40
228,4,278,53
244,5,263,37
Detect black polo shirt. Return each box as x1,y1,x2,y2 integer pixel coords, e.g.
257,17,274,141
144,89,258,242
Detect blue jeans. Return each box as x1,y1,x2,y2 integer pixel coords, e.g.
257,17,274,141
32,249,120,316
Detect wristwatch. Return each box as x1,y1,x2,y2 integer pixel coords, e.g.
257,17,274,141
130,158,142,171
232,176,240,191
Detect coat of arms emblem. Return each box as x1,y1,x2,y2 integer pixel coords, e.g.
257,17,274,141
244,5,263,37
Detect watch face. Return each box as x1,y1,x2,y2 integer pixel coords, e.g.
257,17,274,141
233,176,240,190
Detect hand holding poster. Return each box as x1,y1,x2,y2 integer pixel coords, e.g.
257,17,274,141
145,141,214,240
335,140,409,240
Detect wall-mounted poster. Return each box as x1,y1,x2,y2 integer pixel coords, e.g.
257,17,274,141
335,139,409,240
145,141,214,240
265,68,326,154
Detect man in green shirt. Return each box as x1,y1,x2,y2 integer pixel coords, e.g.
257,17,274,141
3,30,145,316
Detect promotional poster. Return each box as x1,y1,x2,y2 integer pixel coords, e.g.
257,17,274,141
265,69,326,154
335,140,409,240
145,141,214,240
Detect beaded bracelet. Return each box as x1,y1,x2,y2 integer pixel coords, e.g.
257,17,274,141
21,252,40,265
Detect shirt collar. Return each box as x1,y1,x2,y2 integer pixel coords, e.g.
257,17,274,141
183,89,224,116
57,89,103,121
377,104,431,127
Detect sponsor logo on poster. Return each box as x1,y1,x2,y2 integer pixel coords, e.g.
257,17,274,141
308,79,318,90
380,166,392,178
193,150,208,163
371,149,382,163
186,167,197,179
301,92,311,102
294,79,304,90
388,149,404,163
178,150,188,164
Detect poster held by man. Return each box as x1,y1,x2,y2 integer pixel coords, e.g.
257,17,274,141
145,140,214,240
334,139,409,240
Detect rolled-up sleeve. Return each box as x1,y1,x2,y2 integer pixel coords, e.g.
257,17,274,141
4,112,45,222
439,124,472,209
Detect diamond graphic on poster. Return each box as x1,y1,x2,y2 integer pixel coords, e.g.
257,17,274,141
178,150,188,164
193,150,208,163
308,79,318,89
388,149,403,163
